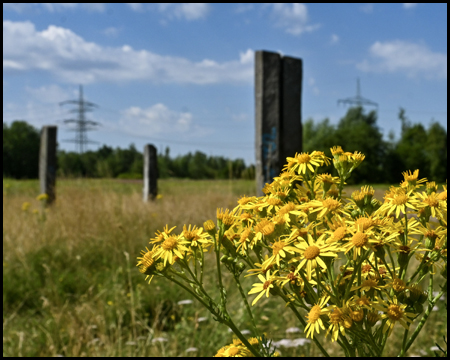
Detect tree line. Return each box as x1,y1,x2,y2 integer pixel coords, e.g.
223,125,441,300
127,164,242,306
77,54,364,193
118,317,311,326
302,107,447,184
3,106,447,183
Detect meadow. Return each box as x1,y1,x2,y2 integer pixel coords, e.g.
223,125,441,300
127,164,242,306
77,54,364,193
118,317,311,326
3,178,446,357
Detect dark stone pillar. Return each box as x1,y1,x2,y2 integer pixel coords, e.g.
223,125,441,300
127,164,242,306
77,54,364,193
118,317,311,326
143,144,157,201
255,51,303,196
39,126,57,204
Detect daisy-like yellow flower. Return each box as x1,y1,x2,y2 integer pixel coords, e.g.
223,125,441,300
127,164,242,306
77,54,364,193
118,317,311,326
258,195,285,214
372,296,416,336
236,227,253,254
262,237,301,268
342,228,376,261
214,343,253,357
217,208,236,227
305,197,344,219
285,152,324,175
376,187,418,218
292,233,339,279
36,193,49,201
181,224,212,248
349,294,372,309
326,306,347,342
350,185,375,210
277,201,300,223
325,217,349,243
248,270,276,306
304,296,331,339
350,277,386,294
400,169,427,189
21,201,31,211
152,233,189,266
437,184,447,201
245,255,273,276
415,191,447,220
252,219,275,245
150,225,177,244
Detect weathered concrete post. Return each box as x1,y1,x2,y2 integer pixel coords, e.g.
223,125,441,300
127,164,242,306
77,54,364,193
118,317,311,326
143,144,158,202
39,126,57,204
255,51,303,196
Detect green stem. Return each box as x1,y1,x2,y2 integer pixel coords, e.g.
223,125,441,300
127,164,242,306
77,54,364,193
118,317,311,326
386,246,396,279
406,253,427,285
233,275,260,338
167,273,261,357
343,249,370,301
277,289,330,357
316,266,321,297
335,260,351,290
298,270,319,303
200,247,205,285
165,274,210,310
403,212,408,246
215,230,226,307
366,257,383,284
340,333,355,357
181,258,210,297
194,249,198,277
326,265,340,304
224,318,261,357
404,278,446,354
399,328,409,357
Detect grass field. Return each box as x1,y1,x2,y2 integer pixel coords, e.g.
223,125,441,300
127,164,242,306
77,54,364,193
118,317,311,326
3,178,446,357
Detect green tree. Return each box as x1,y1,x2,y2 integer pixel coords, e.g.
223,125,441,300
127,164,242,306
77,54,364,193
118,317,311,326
395,108,429,178
425,121,447,182
332,107,386,184
3,121,41,179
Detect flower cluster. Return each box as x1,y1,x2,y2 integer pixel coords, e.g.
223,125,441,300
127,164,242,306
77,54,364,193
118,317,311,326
138,147,447,357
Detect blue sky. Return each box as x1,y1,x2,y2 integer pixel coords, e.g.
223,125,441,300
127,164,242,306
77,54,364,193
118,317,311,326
3,3,447,165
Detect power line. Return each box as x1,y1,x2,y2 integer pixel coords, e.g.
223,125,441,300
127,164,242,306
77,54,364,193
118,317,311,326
60,85,100,153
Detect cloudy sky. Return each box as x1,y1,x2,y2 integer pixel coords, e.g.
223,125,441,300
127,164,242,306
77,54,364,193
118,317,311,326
3,3,447,165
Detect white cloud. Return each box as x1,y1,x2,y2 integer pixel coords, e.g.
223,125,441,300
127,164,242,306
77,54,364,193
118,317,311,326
3,3,105,13
102,26,121,37
330,34,339,45
357,40,447,80
239,49,254,64
162,3,209,21
127,3,209,20
360,3,374,13
269,3,320,36
127,3,143,11
120,104,193,136
25,84,71,103
3,20,254,85
403,3,418,9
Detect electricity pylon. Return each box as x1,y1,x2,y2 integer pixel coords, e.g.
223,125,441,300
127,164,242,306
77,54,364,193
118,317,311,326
338,77,378,108
60,85,100,153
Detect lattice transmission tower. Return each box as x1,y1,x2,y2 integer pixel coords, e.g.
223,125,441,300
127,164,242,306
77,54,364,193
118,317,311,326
338,77,378,109
60,85,100,153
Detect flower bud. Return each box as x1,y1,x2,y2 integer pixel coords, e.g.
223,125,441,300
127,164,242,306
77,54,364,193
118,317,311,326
342,316,353,329
413,303,423,314
367,312,380,327
350,309,364,322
